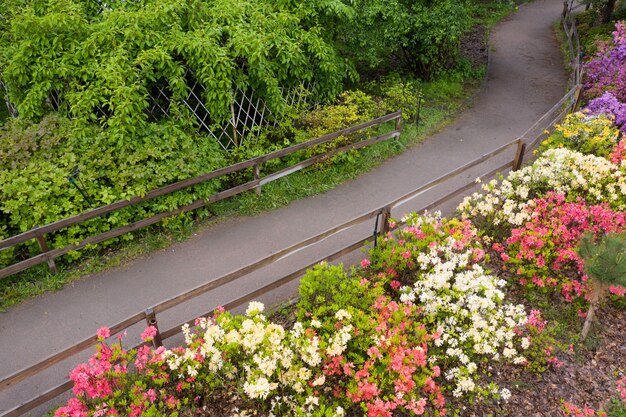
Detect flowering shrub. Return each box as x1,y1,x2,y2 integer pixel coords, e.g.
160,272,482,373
539,112,621,158
55,328,182,417
298,266,446,416
458,148,626,236
610,139,626,165
583,21,626,102
494,193,626,302
342,296,446,417
364,213,533,400
585,92,626,134
57,303,357,417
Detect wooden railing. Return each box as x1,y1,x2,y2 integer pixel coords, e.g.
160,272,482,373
0,111,402,280
562,0,584,89
0,81,583,416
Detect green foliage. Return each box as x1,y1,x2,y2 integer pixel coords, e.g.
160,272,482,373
0,114,225,268
578,232,626,288
0,0,351,125
336,0,472,79
296,262,384,322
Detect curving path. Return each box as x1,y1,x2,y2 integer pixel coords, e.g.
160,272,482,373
0,0,567,414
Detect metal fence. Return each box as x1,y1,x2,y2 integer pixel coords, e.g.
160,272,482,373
0,71,316,150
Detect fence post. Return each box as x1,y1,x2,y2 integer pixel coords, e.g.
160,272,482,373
571,84,582,112
144,308,163,348
253,163,261,196
415,94,422,128
395,112,402,133
380,206,392,236
512,140,527,171
35,235,58,274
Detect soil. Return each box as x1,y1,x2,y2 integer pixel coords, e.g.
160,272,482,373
460,25,490,71
457,305,625,416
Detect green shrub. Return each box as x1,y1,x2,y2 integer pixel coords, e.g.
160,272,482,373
296,262,384,322
0,115,226,268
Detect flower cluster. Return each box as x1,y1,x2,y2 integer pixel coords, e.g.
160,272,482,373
494,193,626,302
611,139,626,165
458,148,626,236
365,213,532,400
583,21,626,102
562,402,606,417
539,111,621,157
585,92,626,134
342,296,445,417
57,303,357,417
56,330,181,417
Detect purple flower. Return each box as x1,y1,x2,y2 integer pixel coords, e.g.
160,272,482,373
585,91,626,133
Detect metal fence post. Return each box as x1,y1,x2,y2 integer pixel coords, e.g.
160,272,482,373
144,308,163,348
35,235,58,274
415,94,422,128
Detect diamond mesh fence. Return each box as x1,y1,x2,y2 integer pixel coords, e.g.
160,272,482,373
1,70,317,151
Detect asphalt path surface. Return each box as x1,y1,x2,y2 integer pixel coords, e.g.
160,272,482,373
0,0,567,414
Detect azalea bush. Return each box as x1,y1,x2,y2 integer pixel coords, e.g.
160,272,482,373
59,211,571,416
56,303,358,417
538,112,621,158
583,21,626,102
585,92,626,134
457,148,626,237
492,193,626,303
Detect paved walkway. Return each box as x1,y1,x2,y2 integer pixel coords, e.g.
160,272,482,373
0,0,567,414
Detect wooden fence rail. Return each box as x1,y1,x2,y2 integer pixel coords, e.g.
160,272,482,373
562,0,584,88
0,111,402,280
0,81,581,416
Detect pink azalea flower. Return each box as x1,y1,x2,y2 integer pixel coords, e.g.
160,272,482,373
361,258,371,268
96,327,110,340
141,326,158,342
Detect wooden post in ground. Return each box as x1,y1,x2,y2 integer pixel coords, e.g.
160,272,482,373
35,235,58,274
512,140,527,171
145,308,163,348
253,163,261,196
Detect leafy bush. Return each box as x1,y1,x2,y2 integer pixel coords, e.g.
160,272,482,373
539,111,621,157
336,0,471,79
458,148,626,236
493,193,626,302
0,115,225,268
0,0,351,124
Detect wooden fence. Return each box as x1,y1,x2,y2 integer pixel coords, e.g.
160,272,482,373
562,0,584,88
0,79,582,416
0,111,402,280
